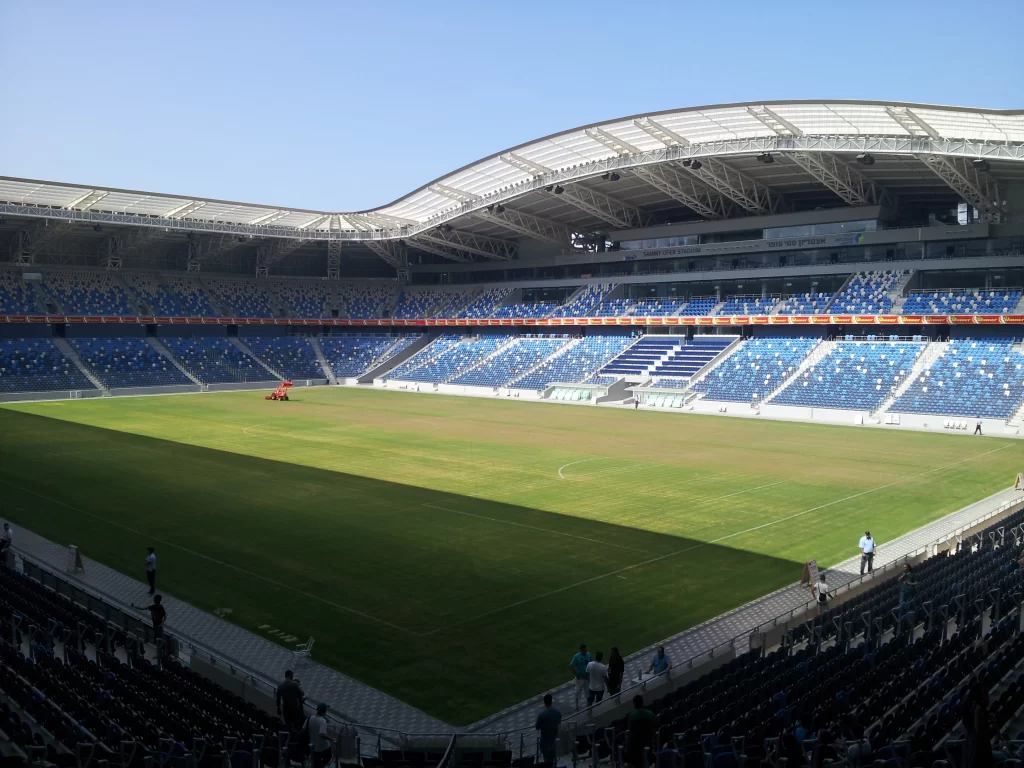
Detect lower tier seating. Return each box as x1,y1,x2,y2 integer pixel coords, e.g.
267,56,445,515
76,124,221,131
0,338,92,393
451,337,569,387
161,337,273,383
772,340,923,411
891,338,1024,419
243,337,325,380
514,335,635,390
694,337,819,403
320,335,416,377
71,338,190,389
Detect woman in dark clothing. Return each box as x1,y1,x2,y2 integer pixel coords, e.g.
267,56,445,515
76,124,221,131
607,647,625,695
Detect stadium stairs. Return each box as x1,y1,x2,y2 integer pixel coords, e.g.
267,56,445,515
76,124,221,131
228,337,283,380
760,338,832,404
51,338,107,394
359,333,438,383
871,339,948,417
146,337,203,386
441,335,520,384
888,270,916,313
679,336,748,389
309,337,338,385
507,337,582,388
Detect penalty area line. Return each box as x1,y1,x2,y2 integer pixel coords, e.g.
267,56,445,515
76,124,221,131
0,479,424,637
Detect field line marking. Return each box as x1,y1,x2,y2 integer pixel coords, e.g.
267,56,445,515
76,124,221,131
0,479,424,637
421,503,650,554
690,480,789,507
558,457,611,480
424,444,1013,635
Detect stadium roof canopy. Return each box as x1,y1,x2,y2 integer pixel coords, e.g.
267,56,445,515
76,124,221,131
2,100,1023,266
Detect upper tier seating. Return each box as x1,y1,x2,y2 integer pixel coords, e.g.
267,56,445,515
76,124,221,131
204,279,275,319
393,290,468,320
388,335,505,383
602,336,681,376
319,335,416,377
772,340,923,411
774,292,833,315
161,337,272,383
829,270,906,314
891,338,1024,419
715,296,777,316
0,338,92,393
491,301,558,319
651,336,735,378
457,288,512,319
122,273,218,317
679,297,718,316
631,298,686,316
277,281,333,319
693,337,819,402
340,283,393,319
901,289,1022,315
71,338,191,388
592,298,633,317
243,337,324,380
451,337,570,387
46,271,136,316
0,271,41,315
549,284,616,318
514,335,635,389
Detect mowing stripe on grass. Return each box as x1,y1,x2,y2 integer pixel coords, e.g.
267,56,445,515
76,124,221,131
0,479,425,637
421,503,650,554
425,444,1013,634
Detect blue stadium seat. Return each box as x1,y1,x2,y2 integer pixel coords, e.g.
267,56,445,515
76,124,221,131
693,338,818,402
0,338,92,393
901,290,1021,315
204,279,276,319
243,337,325,380
46,271,136,316
71,337,191,388
452,337,570,387
828,270,906,314
0,271,42,315
319,335,416,377
514,336,636,389
161,337,272,383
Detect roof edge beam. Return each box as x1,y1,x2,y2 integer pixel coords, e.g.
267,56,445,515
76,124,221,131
499,152,552,177
748,106,804,137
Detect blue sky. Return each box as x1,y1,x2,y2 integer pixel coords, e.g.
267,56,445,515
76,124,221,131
1,0,1021,211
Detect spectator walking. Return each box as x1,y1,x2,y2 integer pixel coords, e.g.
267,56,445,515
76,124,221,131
276,670,306,731
0,524,12,566
626,695,656,768
586,651,608,705
859,531,876,575
898,564,919,627
976,417,983,436
535,693,561,767
304,702,332,768
145,547,157,595
813,571,831,616
647,646,672,676
570,644,592,709
607,647,625,695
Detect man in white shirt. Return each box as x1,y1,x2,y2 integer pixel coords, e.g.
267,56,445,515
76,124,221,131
0,524,12,566
585,651,609,705
305,702,332,768
975,418,983,436
813,573,830,615
145,547,157,595
859,531,875,575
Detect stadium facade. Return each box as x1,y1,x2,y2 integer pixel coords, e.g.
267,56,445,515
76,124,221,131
1,100,1024,433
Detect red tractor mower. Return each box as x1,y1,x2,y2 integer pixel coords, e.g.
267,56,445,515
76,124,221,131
265,381,293,401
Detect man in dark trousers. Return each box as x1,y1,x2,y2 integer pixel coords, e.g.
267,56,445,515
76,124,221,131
975,417,983,436
132,595,167,652
535,693,562,767
145,547,157,595
276,670,306,731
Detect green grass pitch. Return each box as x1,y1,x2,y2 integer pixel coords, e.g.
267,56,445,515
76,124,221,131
1,387,1021,724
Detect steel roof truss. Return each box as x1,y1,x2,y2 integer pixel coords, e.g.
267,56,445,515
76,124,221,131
679,158,786,214
630,165,731,219
585,127,642,156
917,154,1002,219
786,152,896,207
557,184,648,229
499,152,552,177
633,117,690,147
416,228,516,260
475,206,571,247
